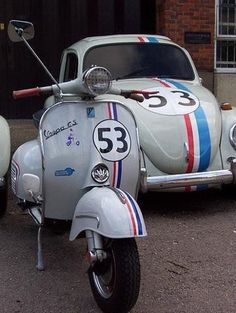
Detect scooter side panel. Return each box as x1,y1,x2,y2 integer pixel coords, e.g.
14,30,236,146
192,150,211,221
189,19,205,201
69,187,147,240
40,101,140,220
11,140,42,200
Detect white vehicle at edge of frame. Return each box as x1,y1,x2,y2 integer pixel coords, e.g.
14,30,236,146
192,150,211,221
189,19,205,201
0,115,10,216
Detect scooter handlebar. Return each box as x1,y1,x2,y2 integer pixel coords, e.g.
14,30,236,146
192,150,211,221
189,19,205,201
123,92,144,102
13,87,41,99
110,88,144,102
13,86,53,99
13,84,152,104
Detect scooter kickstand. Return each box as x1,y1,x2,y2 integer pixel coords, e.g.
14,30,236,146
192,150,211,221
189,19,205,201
36,225,45,271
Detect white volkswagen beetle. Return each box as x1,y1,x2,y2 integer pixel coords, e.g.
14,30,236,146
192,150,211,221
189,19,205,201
45,34,236,193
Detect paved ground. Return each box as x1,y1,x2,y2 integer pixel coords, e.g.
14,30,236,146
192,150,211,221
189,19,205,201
1,119,236,313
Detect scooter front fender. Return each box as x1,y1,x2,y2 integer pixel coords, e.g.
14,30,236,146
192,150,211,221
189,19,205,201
69,187,147,240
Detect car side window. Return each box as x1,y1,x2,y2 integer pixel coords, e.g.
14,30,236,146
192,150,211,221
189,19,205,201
63,53,78,82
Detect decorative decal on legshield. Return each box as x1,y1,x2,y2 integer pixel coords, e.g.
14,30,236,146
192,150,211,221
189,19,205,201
93,119,131,161
66,129,80,146
87,107,95,118
43,120,78,140
91,163,109,183
55,167,75,177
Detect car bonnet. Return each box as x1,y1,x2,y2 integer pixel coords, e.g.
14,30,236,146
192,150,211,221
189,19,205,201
112,78,221,175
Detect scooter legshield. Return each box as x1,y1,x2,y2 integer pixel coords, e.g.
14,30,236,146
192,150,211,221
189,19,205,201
69,186,147,240
40,100,140,220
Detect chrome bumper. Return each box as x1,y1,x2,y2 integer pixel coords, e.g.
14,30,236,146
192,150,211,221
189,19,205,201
140,160,236,192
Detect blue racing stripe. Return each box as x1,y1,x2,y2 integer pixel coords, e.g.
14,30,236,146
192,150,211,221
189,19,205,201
147,36,159,43
194,106,211,171
112,103,118,120
166,79,189,91
167,79,211,172
125,191,143,235
116,160,122,188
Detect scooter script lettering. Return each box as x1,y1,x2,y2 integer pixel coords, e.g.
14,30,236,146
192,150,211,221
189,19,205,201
44,120,78,140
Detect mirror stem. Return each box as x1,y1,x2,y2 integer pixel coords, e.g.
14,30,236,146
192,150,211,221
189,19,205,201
21,35,61,92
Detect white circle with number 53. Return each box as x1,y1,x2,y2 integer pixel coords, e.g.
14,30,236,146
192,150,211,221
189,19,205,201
141,87,200,115
93,119,131,161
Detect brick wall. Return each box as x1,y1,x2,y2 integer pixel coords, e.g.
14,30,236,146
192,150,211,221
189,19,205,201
157,0,215,71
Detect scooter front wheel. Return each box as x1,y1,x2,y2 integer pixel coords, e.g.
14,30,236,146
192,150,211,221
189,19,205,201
88,238,140,313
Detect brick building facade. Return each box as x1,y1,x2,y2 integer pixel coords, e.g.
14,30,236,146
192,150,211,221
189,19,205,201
155,0,236,105
156,0,215,92
157,1,214,70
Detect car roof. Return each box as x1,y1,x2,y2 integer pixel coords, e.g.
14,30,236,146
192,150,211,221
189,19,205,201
60,34,200,85
67,34,174,52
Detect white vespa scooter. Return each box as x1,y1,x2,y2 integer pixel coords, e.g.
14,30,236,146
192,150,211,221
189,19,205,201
8,20,147,313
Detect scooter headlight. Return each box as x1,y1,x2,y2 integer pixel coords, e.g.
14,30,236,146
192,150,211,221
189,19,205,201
83,66,112,96
230,123,236,150
91,163,109,184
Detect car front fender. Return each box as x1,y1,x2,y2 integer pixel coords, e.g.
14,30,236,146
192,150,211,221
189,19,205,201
220,106,236,169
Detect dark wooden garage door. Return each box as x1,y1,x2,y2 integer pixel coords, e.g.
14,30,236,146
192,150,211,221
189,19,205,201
0,0,156,118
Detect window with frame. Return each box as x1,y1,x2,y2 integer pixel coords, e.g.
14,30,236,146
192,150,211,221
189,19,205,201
84,44,194,80
63,53,78,82
216,0,236,70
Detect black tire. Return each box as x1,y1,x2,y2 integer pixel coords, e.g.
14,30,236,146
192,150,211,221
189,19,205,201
0,176,8,218
221,184,236,199
88,238,140,313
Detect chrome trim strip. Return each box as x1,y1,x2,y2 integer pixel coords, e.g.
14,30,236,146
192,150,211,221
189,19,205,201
141,169,233,192
184,142,189,162
229,123,236,150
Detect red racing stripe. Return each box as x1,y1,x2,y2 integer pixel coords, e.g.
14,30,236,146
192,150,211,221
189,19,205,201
107,102,112,119
125,198,137,235
112,162,117,187
184,114,194,173
138,36,145,42
152,78,171,87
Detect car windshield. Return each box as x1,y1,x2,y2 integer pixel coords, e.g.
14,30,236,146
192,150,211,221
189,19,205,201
83,43,195,80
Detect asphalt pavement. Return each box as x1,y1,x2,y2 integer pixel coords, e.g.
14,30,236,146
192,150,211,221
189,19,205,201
1,119,236,313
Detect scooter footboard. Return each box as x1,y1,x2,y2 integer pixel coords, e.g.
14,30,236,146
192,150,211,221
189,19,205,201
69,187,147,240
